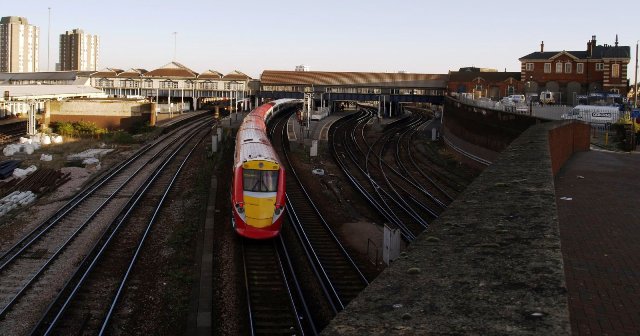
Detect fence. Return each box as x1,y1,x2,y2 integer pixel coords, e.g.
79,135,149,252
455,95,582,121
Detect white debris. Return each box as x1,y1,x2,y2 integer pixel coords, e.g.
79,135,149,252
40,154,53,161
559,196,573,201
82,157,101,171
12,165,37,179
3,144,19,156
0,190,37,217
68,148,114,161
42,135,51,145
312,168,325,176
23,144,35,155
53,135,63,144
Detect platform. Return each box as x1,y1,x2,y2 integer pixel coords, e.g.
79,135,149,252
555,149,640,335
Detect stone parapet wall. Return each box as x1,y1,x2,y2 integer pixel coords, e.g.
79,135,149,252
322,120,583,335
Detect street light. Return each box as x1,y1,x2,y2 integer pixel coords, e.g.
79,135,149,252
229,80,240,121
634,40,638,108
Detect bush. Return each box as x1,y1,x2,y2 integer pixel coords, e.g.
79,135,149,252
51,121,75,137
49,121,107,138
108,130,135,144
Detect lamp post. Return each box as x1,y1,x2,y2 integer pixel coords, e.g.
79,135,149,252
229,80,239,121
634,40,638,108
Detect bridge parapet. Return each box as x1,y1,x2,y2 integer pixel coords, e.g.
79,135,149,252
322,120,589,335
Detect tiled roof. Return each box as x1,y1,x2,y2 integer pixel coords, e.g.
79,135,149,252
91,68,124,78
144,61,198,78
261,70,447,88
118,68,147,78
198,70,223,79
223,70,251,81
520,46,630,60
448,71,521,82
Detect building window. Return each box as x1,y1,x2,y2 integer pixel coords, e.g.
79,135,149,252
595,63,604,71
576,63,584,74
544,63,551,73
161,81,178,89
525,63,534,71
565,62,572,74
611,64,620,78
610,88,620,94
555,63,563,73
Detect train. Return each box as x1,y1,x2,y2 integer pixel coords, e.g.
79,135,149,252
231,99,302,239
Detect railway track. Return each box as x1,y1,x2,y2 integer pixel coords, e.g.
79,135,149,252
329,107,475,241
330,110,420,240
0,116,210,335
242,238,314,335
404,118,465,199
271,113,369,312
30,118,212,335
366,115,439,230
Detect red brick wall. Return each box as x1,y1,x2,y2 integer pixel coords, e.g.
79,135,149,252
548,122,590,176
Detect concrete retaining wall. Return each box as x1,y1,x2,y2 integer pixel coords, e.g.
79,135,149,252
322,121,586,335
45,99,154,130
443,96,543,153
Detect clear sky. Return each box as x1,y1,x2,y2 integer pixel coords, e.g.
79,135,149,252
3,0,639,79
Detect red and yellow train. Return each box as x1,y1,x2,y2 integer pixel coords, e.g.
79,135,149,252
231,99,301,239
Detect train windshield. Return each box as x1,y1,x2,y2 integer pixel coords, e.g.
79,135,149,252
243,169,279,192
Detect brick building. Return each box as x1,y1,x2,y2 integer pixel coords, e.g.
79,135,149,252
447,67,523,100
519,35,630,105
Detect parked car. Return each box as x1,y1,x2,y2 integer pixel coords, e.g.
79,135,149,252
508,94,526,104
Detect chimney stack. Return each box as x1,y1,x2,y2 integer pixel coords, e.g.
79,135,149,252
540,41,544,52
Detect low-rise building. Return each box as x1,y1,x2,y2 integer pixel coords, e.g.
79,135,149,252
90,62,254,111
519,35,630,105
447,67,523,100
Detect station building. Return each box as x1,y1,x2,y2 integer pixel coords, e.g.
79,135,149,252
89,62,257,112
259,70,448,117
519,35,630,105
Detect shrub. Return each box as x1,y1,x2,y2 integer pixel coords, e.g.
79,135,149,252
51,121,75,137
49,121,107,138
109,130,135,144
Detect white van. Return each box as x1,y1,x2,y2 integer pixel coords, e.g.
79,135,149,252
561,105,621,124
540,91,555,104
507,94,526,104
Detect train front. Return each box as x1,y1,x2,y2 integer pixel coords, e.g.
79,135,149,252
232,158,286,239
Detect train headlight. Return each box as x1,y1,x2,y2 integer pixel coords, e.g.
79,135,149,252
236,203,244,214
274,207,282,216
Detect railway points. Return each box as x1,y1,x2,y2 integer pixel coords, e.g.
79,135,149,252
1,89,637,335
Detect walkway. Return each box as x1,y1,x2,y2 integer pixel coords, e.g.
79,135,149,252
556,149,640,335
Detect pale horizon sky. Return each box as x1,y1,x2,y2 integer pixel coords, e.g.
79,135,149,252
3,0,639,79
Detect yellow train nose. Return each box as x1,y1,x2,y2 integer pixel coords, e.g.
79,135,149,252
244,195,276,228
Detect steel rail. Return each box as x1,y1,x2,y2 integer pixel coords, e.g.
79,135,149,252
0,118,209,321
32,120,211,335
273,114,368,310
0,117,209,268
